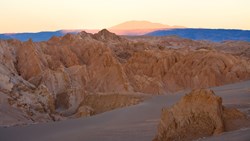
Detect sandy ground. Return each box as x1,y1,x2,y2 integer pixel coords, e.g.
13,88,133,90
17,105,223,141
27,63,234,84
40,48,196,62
0,80,250,141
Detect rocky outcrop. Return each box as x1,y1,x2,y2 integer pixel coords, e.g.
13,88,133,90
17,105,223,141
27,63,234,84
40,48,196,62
9,84,55,120
1,30,250,126
124,50,183,94
163,50,250,91
16,40,44,80
78,44,132,93
124,49,250,93
93,29,127,43
213,41,250,59
10,30,250,95
153,89,248,141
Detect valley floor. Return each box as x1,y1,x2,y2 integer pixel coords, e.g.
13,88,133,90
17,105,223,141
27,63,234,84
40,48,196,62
0,80,250,141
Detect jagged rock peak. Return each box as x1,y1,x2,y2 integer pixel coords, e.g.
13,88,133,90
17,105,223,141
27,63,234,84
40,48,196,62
95,29,117,37
22,38,35,47
27,38,33,43
62,33,76,41
48,36,61,43
24,38,33,45
93,29,125,42
6,38,22,45
77,31,93,39
98,29,111,34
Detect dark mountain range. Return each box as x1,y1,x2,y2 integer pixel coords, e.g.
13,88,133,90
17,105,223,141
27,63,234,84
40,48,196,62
0,30,79,42
1,27,250,42
146,28,250,42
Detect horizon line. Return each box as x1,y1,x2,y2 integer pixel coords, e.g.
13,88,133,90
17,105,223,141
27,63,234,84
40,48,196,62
2,27,250,34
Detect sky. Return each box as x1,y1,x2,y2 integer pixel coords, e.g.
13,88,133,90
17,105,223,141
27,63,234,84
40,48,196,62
1,0,250,33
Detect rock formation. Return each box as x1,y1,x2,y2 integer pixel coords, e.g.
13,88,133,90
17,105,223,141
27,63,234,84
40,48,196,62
163,50,250,91
153,89,248,141
0,30,250,126
124,50,183,94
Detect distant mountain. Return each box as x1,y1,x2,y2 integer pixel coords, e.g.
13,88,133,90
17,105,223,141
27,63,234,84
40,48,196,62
146,28,250,42
0,29,99,42
2,22,250,42
110,20,184,30
0,30,71,42
0,21,185,41
109,21,185,35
